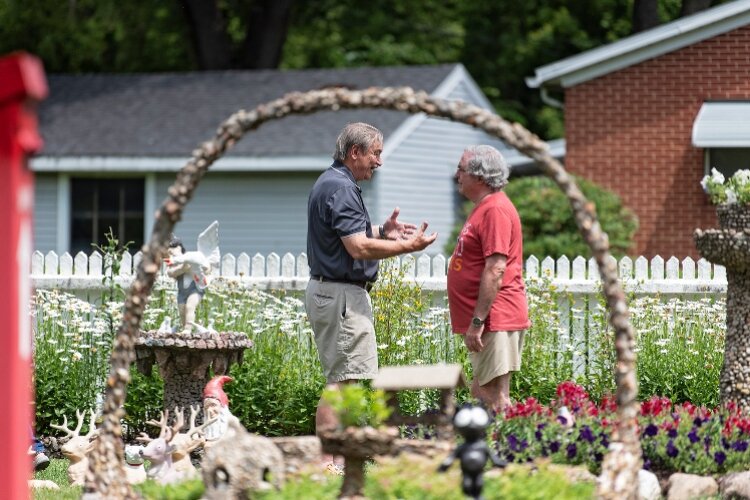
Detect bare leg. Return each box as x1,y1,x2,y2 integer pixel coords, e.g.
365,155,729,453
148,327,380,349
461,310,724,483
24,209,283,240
178,304,186,332
471,373,512,415
183,293,201,333
316,383,341,436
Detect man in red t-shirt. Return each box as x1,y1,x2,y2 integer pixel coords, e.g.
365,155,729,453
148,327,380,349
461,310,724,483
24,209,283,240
447,145,530,414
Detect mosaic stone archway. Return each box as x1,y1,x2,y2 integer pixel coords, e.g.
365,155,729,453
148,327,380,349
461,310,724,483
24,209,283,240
85,87,641,499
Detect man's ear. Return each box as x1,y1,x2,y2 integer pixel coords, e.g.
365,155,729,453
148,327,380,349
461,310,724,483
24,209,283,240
349,144,361,160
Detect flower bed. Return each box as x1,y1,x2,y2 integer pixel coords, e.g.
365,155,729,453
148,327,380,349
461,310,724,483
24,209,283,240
493,381,750,476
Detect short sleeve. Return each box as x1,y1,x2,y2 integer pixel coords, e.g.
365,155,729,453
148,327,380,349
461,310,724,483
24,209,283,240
480,207,512,258
329,186,369,237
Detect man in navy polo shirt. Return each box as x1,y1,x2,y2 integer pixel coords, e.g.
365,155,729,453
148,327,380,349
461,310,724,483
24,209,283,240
306,122,437,435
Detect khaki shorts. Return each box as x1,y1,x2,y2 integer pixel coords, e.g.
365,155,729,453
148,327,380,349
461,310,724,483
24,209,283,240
305,280,378,383
469,330,526,386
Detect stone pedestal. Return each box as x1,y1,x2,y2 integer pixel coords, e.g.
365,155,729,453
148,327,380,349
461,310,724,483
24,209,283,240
319,426,398,499
135,330,253,417
695,204,750,411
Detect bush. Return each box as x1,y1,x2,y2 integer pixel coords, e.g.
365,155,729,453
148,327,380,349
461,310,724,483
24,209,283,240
445,175,638,259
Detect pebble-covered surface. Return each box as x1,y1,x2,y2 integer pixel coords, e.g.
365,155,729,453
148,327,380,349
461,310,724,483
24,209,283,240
695,204,750,412
135,330,253,418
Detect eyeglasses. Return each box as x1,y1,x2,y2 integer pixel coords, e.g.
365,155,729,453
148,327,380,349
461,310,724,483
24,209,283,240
456,165,470,174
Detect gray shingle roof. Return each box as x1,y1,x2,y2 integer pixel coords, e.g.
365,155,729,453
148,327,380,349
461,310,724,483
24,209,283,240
40,65,459,157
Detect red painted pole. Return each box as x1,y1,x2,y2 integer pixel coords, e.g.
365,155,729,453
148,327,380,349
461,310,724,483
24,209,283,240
0,52,47,499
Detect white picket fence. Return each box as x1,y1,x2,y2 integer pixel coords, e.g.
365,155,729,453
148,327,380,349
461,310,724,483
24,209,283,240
31,250,727,376
30,250,728,295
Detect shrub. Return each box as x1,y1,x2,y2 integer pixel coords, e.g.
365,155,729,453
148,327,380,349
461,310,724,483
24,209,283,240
322,384,392,428
445,175,638,258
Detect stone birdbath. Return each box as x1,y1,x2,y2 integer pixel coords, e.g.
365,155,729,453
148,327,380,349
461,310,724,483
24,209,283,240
695,204,750,411
135,330,253,417
319,426,399,499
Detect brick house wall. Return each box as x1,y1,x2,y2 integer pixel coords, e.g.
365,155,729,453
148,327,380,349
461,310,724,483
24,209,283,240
564,25,750,258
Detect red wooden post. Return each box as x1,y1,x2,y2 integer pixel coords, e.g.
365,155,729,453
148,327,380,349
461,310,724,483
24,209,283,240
0,52,47,498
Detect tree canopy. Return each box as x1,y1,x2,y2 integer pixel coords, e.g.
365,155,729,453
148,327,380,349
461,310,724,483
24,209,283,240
0,0,731,138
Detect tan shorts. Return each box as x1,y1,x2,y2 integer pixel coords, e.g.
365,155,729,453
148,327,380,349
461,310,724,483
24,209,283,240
305,280,378,383
469,330,526,386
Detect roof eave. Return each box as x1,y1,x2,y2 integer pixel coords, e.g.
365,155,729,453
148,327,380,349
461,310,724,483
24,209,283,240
527,0,750,89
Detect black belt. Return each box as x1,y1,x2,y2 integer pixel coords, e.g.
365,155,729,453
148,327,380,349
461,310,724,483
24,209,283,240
311,275,373,291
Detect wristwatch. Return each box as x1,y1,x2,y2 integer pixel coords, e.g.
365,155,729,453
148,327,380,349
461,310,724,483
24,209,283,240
471,316,485,328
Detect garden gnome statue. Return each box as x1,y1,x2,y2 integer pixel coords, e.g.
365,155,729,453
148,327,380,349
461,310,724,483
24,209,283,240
165,220,220,333
438,405,506,500
202,375,239,449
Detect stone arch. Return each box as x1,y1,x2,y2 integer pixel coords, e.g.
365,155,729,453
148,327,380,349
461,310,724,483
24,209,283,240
85,87,640,499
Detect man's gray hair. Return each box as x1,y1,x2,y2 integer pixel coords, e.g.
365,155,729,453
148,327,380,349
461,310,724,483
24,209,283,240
333,122,383,161
463,145,510,191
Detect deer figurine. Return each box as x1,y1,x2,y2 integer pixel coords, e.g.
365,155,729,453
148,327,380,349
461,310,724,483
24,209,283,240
137,409,185,484
50,409,98,486
170,405,217,479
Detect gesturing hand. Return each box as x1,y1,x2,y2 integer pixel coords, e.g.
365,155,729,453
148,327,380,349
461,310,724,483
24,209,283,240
382,207,417,240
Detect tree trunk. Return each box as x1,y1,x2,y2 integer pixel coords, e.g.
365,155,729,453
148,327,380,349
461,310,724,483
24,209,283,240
178,0,232,70
632,0,660,33
681,0,712,17
239,0,294,69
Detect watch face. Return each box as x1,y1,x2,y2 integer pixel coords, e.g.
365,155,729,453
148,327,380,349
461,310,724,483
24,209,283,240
472,317,484,327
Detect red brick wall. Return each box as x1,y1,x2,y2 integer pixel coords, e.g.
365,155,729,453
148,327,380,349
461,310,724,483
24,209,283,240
565,25,750,258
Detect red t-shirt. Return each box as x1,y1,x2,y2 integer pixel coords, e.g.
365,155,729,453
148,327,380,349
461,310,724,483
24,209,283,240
447,192,530,334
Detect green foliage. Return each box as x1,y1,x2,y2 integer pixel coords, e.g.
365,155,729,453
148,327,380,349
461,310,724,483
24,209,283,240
122,367,166,441
0,0,192,72
136,477,205,500
504,175,638,259
701,169,750,205
33,290,114,434
322,384,392,428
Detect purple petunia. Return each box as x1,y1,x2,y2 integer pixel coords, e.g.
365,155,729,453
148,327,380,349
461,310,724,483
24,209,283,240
550,441,561,453
580,425,596,443
644,424,659,437
566,443,577,459
733,440,749,452
714,451,727,466
668,428,678,439
508,434,521,452
666,440,679,458
688,427,700,443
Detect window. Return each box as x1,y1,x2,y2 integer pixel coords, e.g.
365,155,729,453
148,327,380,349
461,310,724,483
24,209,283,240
70,178,144,254
705,148,750,178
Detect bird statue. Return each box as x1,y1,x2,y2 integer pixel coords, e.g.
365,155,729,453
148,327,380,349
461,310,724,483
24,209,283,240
157,317,172,334
189,321,210,334
165,221,220,291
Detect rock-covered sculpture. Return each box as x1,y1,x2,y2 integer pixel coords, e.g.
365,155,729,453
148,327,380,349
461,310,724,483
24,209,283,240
50,409,99,486
438,406,506,500
201,417,285,499
166,220,220,334
695,169,750,411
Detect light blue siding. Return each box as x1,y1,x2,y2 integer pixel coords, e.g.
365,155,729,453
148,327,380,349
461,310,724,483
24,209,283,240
377,80,514,253
33,173,58,252
155,171,319,256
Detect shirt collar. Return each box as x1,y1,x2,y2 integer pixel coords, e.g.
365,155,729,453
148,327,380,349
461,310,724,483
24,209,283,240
331,160,360,190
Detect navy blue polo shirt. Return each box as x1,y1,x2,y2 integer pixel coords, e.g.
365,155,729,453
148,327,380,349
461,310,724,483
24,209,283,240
307,160,379,282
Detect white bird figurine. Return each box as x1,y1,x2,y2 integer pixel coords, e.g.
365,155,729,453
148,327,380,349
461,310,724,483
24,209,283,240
206,318,217,334
166,221,220,291
157,317,172,334
189,321,210,334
